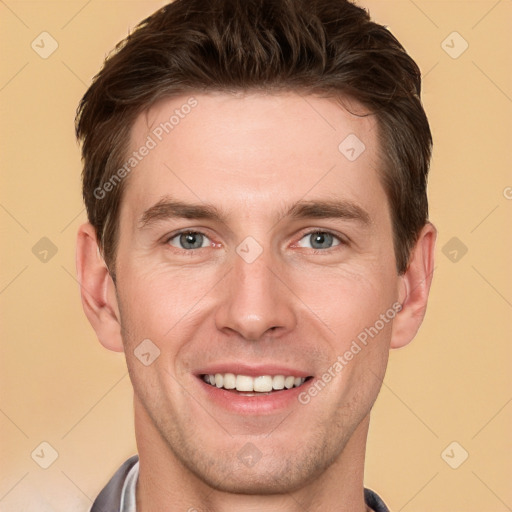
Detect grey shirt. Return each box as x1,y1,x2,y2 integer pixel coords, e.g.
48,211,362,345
90,455,390,512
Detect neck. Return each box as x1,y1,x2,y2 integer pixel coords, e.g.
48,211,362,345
134,396,371,512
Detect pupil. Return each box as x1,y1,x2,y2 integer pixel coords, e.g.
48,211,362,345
181,232,203,249
311,232,332,249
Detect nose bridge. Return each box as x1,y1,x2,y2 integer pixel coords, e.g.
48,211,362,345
215,244,297,340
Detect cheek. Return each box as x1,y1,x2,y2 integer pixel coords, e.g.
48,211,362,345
116,262,218,343
292,262,397,335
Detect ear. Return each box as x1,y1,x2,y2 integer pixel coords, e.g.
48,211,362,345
390,222,437,349
76,222,124,352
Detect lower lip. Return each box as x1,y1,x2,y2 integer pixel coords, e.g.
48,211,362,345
196,376,312,415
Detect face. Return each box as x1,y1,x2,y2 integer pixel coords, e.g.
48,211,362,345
113,92,402,493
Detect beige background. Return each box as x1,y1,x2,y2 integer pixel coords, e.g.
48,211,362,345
1,1,511,510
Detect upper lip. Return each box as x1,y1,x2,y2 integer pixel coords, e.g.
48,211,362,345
194,363,313,378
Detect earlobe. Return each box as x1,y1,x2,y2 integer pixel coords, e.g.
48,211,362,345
76,222,124,352
390,222,437,349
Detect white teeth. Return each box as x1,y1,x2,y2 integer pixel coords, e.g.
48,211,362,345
272,375,285,390
236,375,253,392
253,375,273,392
202,373,308,392
223,373,236,389
284,376,295,389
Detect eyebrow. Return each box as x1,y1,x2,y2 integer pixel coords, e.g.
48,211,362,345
138,196,371,229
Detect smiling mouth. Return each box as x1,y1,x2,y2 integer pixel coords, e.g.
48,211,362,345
200,373,313,395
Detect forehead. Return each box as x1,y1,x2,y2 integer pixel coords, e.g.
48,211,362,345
121,92,385,225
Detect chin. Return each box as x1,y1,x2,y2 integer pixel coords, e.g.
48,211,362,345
190,458,322,495
165,432,337,496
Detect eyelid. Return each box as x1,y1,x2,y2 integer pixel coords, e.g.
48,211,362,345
161,227,349,253
293,228,349,248
164,229,213,249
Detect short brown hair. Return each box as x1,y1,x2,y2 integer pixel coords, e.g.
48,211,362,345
76,0,432,278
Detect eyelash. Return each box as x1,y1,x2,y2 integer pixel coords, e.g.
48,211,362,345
298,229,348,254
163,229,348,255
163,230,214,255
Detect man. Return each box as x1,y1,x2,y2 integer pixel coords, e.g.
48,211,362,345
75,0,436,510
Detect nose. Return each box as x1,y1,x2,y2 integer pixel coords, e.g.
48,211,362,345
215,247,297,341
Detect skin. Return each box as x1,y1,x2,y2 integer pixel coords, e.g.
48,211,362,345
77,92,436,512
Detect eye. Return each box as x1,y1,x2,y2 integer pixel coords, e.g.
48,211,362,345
167,231,211,250
297,231,342,250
